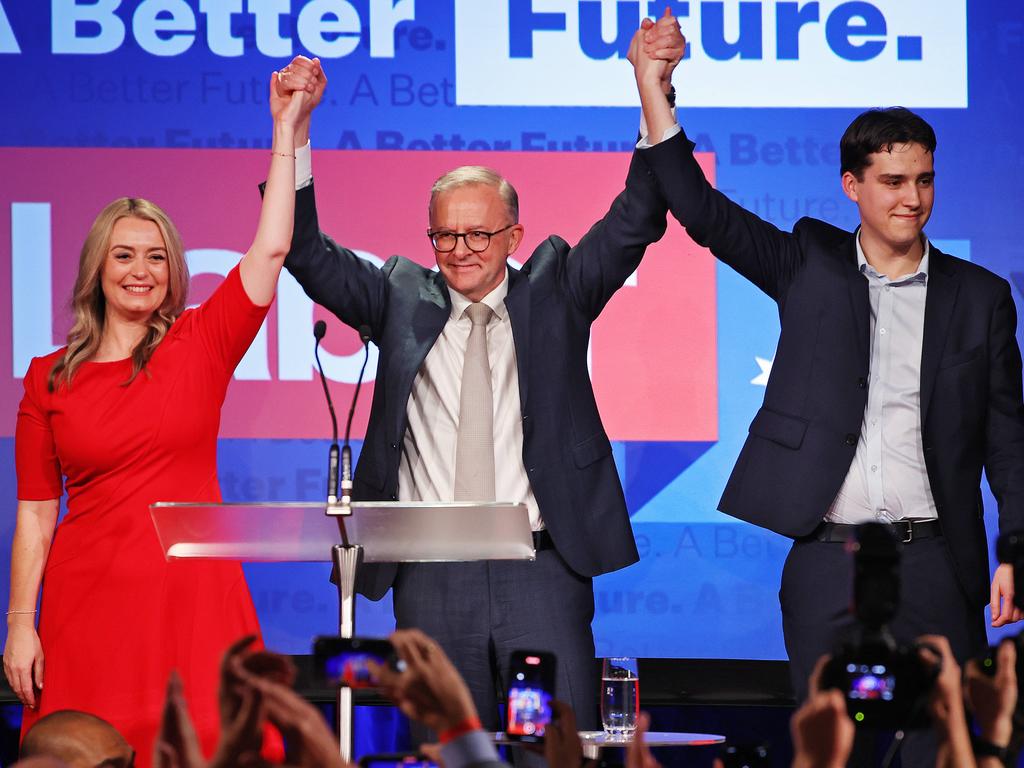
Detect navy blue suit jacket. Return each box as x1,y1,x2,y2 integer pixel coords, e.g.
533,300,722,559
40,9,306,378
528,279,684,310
640,130,1024,606
284,150,669,600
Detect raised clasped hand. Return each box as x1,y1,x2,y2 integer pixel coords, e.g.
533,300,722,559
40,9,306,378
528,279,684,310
628,8,685,91
271,55,327,125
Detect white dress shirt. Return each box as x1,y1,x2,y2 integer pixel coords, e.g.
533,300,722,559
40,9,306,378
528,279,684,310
398,275,543,529
826,234,938,524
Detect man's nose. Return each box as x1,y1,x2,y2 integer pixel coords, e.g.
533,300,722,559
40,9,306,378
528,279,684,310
451,234,473,257
903,183,921,209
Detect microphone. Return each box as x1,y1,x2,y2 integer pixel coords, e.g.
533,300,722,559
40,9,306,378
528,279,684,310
312,320,340,505
341,325,373,506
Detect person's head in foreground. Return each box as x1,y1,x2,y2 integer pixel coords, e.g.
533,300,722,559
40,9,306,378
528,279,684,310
21,709,135,768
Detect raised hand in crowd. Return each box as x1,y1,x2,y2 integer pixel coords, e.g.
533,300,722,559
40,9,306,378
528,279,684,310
543,699,587,768
965,638,1017,768
208,635,294,766
234,660,349,768
789,656,853,768
627,712,662,768
917,635,975,768
371,629,479,736
153,671,205,768
417,742,445,768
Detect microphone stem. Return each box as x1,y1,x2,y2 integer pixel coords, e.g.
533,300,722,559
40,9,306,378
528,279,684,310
340,339,371,507
314,337,341,505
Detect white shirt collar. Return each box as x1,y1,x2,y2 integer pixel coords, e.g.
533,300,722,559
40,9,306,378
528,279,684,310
856,230,930,284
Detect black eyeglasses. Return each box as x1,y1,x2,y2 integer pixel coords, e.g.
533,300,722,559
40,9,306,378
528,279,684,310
426,224,515,253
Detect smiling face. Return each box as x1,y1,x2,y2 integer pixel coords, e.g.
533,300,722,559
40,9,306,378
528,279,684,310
429,183,524,302
842,142,934,261
100,216,170,324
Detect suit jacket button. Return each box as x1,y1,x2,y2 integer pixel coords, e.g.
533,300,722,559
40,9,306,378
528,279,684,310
857,377,867,389
844,433,857,446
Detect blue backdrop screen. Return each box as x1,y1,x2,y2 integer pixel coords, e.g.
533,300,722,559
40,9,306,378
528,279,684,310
0,1,1021,661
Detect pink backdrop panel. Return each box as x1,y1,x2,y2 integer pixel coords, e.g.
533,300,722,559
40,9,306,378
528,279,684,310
0,147,717,440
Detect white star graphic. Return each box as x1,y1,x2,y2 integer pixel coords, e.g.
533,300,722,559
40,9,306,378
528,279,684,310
751,356,773,386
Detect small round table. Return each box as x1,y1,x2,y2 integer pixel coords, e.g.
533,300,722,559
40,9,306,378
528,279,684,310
495,730,726,759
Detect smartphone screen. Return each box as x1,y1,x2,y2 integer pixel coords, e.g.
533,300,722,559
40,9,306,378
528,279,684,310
313,636,397,689
845,662,896,701
506,650,556,742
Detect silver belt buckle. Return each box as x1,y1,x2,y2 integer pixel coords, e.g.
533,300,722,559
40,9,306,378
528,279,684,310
900,520,913,544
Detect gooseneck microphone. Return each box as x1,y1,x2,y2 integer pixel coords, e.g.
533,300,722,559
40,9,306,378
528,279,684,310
312,320,340,505
341,325,373,506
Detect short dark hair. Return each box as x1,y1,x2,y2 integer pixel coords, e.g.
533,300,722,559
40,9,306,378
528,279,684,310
839,107,936,179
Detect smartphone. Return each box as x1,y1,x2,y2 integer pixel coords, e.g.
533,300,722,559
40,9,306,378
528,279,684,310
505,650,556,743
313,636,400,688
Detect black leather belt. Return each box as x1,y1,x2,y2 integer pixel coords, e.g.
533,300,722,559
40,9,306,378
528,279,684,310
532,529,554,551
811,519,943,544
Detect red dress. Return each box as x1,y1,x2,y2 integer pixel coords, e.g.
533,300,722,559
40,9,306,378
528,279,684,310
15,266,271,765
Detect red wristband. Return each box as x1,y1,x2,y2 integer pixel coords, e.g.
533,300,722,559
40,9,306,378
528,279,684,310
438,716,483,744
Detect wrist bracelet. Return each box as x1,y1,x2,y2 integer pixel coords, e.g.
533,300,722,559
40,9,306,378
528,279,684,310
271,151,295,158
971,733,1011,766
665,85,676,108
438,716,482,744
6,610,36,615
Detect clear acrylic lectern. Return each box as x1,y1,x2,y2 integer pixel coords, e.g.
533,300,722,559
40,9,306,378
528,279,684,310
150,500,534,761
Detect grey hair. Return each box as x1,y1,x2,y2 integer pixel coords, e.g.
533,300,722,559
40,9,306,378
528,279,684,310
429,166,519,224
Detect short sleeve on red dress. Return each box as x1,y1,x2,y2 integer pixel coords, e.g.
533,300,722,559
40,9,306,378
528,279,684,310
15,357,63,500
188,264,273,373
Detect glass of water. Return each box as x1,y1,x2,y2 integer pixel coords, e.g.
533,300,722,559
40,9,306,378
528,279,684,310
601,657,639,739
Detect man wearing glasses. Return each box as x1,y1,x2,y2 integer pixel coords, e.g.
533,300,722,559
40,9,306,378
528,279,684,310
275,16,682,736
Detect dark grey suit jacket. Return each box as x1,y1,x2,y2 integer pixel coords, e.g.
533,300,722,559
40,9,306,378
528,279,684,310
640,129,1024,606
284,150,670,599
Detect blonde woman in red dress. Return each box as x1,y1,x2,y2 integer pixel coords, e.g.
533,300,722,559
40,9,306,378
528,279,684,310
2,62,322,766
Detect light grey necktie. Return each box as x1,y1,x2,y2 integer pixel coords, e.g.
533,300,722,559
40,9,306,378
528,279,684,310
454,303,496,501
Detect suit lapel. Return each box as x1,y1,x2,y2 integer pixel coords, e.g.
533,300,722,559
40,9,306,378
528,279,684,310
844,236,871,369
919,248,958,424
389,271,450,440
504,265,531,412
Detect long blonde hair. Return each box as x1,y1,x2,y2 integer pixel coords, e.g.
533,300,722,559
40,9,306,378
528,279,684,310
48,198,190,391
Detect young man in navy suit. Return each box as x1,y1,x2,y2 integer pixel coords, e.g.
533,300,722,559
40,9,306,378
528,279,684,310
634,24,1024,767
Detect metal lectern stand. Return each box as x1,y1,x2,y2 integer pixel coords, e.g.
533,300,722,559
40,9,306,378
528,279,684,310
150,500,534,762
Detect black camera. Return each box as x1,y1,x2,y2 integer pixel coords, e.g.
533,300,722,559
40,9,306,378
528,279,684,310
822,523,938,729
